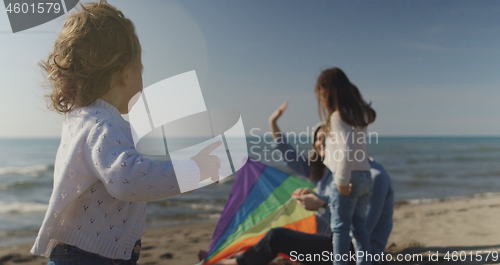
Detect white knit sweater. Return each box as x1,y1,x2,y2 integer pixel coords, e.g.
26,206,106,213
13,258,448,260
30,99,200,259
323,111,370,186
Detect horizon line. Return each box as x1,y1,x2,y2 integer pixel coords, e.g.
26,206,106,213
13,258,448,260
1,135,500,140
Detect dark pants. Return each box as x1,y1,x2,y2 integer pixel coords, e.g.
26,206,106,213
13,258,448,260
48,241,141,265
236,228,333,265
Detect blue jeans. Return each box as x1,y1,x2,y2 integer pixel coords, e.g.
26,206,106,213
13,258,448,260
330,171,372,265
366,160,394,257
47,241,141,265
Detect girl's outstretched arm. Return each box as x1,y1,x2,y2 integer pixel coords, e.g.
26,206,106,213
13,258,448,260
84,118,203,202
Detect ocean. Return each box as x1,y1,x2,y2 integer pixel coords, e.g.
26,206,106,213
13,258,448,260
1,137,499,247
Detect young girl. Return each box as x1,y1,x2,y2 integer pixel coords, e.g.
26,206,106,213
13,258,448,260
30,2,220,264
317,68,376,265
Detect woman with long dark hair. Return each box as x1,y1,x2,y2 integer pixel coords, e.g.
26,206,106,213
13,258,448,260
315,68,376,265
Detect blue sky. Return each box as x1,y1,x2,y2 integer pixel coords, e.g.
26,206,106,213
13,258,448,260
1,0,499,138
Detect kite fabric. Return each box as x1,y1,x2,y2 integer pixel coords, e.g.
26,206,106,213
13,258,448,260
204,159,317,265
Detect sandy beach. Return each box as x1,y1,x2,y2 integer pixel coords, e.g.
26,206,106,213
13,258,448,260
1,193,500,265
386,193,500,264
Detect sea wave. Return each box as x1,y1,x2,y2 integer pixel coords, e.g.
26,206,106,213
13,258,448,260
0,180,51,190
188,203,225,212
452,146,500,153
397,192,500,206
0,201,48,214
0,228,39,239
0,164,54,177
152,200,226,212
196,213,221,220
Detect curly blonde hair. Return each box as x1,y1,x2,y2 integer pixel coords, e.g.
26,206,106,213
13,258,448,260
42,1,141,113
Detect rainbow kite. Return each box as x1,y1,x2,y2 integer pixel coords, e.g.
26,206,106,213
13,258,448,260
204,159,317,264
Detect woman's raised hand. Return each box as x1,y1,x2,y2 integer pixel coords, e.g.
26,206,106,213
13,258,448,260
268,101,288,125
269,102,288,141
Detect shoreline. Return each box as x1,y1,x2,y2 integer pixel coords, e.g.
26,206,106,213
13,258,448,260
395,191,500,206
2,193,500,264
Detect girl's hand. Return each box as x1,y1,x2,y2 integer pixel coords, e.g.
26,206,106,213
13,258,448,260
337,184,352,196
268,101,288,125
293,193,326,211
191,141,222,183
